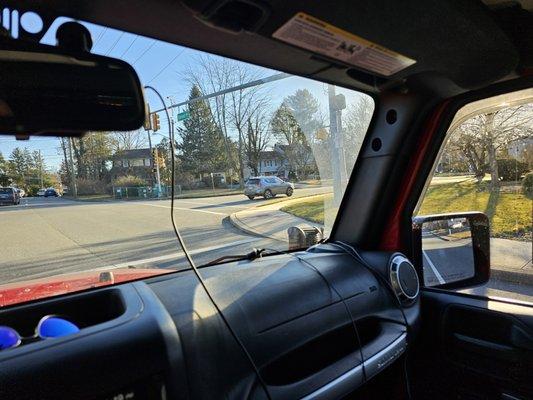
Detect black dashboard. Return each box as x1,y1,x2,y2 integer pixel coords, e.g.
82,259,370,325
0,245,420,399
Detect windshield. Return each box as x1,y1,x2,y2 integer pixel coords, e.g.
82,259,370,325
0,17,374,303
0,188,13,194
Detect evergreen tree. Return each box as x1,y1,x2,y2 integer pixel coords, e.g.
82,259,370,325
270,102,314,177
0,152,10,185
179,85,227,175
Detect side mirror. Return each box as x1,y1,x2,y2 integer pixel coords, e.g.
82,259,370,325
412,212,490,289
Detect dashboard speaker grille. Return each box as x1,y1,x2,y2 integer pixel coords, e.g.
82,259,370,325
389,255,419,303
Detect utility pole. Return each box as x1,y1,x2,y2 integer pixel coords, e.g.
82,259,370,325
146,128,162,197
67,137,77,198
166,96,176,172
38,149,44,188
328,84,347,206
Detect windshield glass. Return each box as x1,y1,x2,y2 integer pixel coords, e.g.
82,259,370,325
0,188,13,194
0,17,374,303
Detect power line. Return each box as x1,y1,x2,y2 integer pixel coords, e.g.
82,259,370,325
105,32,125,56
93,27,108,48
132,40,157,65
147,48,186,84
119,35,138,58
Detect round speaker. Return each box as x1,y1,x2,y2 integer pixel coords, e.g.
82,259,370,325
389,255,419,302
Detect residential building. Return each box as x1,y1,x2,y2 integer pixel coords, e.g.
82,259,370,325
110,148,154,184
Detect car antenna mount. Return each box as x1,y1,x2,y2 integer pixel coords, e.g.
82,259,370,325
55,22,93,53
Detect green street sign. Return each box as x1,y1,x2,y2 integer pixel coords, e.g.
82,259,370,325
177,111,190,121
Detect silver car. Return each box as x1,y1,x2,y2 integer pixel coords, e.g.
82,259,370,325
244,176,294,200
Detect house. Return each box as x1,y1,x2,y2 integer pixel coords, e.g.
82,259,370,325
110,148,154,184
244,143,317,179
258,149,289,177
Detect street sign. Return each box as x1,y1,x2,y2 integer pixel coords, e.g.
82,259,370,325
177,111,190,121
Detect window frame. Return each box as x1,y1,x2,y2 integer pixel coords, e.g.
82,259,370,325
399,77,533,299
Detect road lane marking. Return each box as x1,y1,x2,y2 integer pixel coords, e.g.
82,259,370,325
93,237,261,271
139,202,226,216
422,250,446,285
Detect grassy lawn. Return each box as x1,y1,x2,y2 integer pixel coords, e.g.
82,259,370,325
281,193,333,224
281,180,531,239
419,180,531,240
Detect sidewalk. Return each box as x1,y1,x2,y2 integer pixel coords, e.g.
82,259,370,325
229,196,324,243
229,198,532,286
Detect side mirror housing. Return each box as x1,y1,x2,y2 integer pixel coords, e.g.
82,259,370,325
412,212,490,289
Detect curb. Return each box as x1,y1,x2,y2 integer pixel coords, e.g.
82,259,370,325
491,267,533,286
228,211,272,238
228,194,326,239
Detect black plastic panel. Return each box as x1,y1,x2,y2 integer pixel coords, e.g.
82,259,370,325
0,283,187,400
0,250,420,400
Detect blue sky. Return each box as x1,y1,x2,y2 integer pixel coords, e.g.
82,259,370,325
0,15,370,171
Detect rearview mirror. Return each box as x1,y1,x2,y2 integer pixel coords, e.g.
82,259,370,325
0,36,145,135
412,212,490,289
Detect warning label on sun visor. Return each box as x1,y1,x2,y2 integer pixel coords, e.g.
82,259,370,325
273,13,416,76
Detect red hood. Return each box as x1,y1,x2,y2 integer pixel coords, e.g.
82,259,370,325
0,268,175,307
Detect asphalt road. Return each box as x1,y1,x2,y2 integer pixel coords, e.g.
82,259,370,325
1,186,531,303
422,235,475,286
0,186,329,283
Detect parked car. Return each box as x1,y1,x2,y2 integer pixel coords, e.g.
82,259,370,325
244,176,294,200
44,188,60,197
36,188,47,197
0,187,20,205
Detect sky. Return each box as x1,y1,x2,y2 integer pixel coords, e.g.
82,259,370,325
0,13,371,172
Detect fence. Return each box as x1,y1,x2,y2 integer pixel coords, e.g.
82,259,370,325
113,185,182,199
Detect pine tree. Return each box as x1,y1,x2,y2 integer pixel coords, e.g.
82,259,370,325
179,85,227,175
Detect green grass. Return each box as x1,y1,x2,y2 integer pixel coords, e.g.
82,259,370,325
419,181,531,240
281,193,333,224
281,181,531,239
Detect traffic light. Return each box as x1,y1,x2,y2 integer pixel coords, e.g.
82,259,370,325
151,113,160,132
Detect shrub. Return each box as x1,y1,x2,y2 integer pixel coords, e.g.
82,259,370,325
113,175,146,187
497,159,529,181
76,178,107,195
523,172,533,199
26,184,41,197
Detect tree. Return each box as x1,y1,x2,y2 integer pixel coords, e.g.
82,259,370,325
70,132,114,181
178,85,227,176
0,152,10,185
245,111,271,176
342,95,374,170
5,147,57,189
183,55,270,186
448,104,533,189
7,147,31,186
270,102,314,177
284,89,323,138
112,129,148,151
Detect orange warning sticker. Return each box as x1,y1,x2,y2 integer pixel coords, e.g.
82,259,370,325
273,13,416,76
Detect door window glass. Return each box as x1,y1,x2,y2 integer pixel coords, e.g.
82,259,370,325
416,89,533,302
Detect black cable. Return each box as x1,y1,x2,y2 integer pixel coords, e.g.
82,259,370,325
331,241,412,399
143,85,272,400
